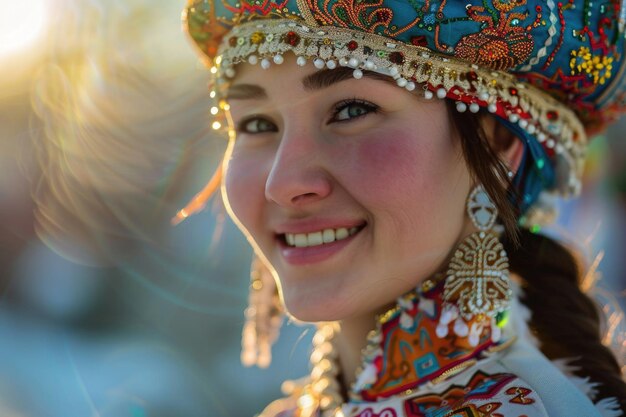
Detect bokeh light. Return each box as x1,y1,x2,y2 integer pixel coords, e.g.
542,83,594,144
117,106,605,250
0,0,49,57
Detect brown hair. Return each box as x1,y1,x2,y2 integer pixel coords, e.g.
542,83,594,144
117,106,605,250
448,100,626,411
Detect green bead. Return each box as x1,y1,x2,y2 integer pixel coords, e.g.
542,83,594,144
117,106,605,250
536,159,545,169
496,311,509,327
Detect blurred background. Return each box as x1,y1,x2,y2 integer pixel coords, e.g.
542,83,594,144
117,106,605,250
0,1,623,416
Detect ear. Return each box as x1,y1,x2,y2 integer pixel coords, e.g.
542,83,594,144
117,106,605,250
481,115,524,175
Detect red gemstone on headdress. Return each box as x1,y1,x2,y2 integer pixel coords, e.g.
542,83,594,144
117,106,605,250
509,87,518,96
389,51,405,65
547,110,559,120
410,36,428,47
347,40,358,51
467,71,478,82
284,31,300,46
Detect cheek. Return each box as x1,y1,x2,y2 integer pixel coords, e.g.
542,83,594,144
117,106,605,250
223,153,268,234
340,126,458,204
357,132,422,195
336,124,468,257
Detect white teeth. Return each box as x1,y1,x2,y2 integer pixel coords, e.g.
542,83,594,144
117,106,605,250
308,231,323,246
294,234,308,247
284,226,361,248
335,228,349,240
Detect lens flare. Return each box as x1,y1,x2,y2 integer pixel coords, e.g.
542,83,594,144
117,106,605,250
28,0,240,314
0,0,48,57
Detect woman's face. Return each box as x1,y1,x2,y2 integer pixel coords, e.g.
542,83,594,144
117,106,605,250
223,54,473,321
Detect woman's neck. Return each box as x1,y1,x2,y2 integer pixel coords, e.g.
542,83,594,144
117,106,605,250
334,302,394,392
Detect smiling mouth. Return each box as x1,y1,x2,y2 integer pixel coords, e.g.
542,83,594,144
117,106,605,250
280,224,366,248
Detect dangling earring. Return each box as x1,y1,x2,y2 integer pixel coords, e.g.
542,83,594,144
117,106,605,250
241,255,284,368
438,184,511,346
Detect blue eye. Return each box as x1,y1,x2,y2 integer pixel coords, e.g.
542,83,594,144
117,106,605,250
332,100,379,122
237,116,277,134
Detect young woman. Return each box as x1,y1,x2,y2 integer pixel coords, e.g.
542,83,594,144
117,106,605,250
180,0,626,415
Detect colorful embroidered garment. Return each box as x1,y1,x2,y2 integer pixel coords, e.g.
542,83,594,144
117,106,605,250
351,280,507,401
183,0,626,214
257,282,608,417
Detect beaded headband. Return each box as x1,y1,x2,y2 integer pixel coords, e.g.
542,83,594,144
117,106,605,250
181,0,626,217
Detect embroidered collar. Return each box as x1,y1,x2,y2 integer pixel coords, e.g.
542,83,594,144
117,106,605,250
350,278,510,402
287,278,515,416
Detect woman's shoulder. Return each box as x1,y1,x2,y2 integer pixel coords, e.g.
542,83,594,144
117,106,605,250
489,337,606,417
255,341,604,417
255,358,563,417
402,366,551,417
392,342,602,417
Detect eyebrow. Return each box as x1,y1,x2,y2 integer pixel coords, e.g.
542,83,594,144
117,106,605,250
225,67,398,100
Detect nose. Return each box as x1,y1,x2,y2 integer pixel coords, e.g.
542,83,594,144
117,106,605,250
264,126,332,207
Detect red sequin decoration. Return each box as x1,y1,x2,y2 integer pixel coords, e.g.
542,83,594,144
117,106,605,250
347,40,359,51
284,31,300,46
410,36,428,47
389,51,405,65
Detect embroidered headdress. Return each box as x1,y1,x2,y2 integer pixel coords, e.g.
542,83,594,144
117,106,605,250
182,0,626,215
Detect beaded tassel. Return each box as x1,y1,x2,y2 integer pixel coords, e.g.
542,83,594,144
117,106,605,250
241,256,284,368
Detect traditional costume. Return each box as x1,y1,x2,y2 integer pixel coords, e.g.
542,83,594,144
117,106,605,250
181,0,626,415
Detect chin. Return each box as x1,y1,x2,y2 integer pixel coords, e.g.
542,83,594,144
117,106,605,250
282,289,357,323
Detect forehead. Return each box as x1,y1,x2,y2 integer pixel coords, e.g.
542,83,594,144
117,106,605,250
225,55,400,101
231,54,313,85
